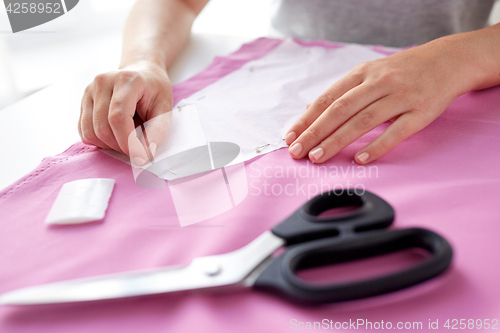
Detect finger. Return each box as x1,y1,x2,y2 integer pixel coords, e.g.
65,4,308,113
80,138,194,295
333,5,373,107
139,90,173,156
92,75,122,152
128,125,150,166
108,77,147,160
306,103,311,110
284,72,363,145
78,85,91,142
124,80,172,162
307,96,404,164
80,93,111,149
354,111,428,164
78,105,83,141
288,82,387,159
143,107,172,158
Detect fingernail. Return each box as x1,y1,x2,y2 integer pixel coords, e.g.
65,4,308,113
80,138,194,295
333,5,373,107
357,152,369,163
149,142,157,157
134,157,147,166
310,147,324,161
289,142,302,156
284,131,296,144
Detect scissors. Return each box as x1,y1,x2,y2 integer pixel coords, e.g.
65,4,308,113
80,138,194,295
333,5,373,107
0,189,452,305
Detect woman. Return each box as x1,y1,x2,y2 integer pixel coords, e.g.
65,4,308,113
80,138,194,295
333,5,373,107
78,0,500,166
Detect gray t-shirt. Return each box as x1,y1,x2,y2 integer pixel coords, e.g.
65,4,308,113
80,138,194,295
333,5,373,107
271,0,495,47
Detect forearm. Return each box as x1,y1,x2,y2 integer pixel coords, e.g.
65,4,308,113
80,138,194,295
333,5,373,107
432,23,500,94
119,0,207,71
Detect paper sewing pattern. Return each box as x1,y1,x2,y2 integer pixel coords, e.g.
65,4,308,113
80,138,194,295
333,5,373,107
173,39,386,169
105,39,387,182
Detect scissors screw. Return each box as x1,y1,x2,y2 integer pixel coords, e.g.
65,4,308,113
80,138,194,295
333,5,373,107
203,263,222,277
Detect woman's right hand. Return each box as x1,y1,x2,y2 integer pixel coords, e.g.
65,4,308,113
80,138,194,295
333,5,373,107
78,62,173,165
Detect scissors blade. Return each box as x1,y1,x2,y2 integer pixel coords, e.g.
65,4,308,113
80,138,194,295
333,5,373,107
0,231,284,305
0,265,189,305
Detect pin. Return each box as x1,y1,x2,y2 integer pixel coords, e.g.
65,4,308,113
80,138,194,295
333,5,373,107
141,123,154,163
168,169,177,175
197,95,206,101
255,144,270,153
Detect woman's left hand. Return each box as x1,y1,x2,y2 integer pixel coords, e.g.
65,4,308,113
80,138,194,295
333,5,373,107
284,38,474,164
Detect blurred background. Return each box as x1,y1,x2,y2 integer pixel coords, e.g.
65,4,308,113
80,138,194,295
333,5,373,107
0,0,275,110
0,0,499,110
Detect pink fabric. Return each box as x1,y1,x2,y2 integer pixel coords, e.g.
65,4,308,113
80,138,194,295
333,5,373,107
1,37,500,332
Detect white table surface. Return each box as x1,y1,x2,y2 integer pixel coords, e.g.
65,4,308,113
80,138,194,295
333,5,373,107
0,33,253,190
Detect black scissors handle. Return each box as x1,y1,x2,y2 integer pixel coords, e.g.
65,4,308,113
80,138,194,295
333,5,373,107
254,190,453,304
271,189,395,245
